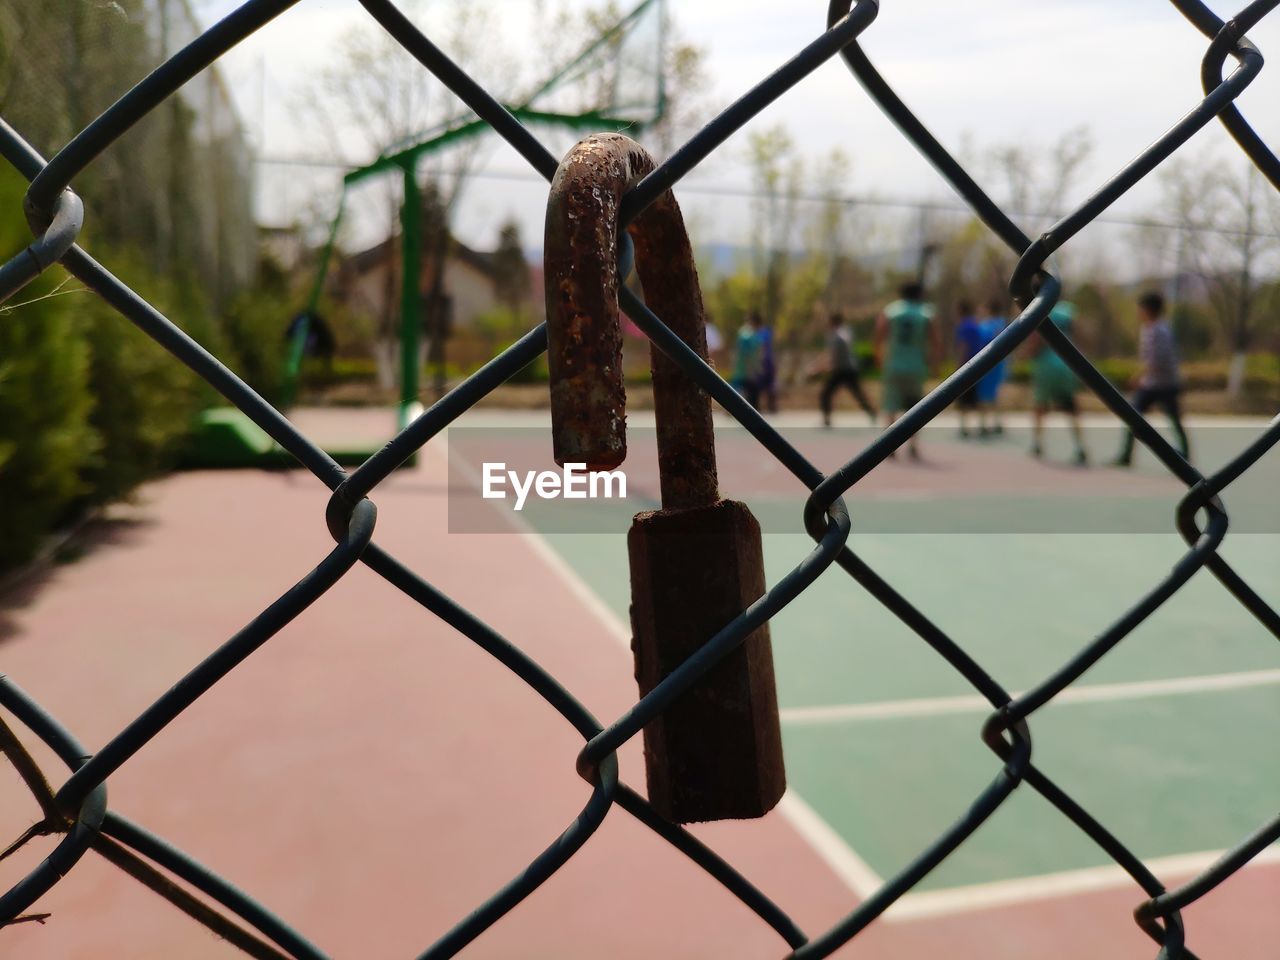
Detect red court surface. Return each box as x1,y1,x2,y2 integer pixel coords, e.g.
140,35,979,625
1,415,1275,958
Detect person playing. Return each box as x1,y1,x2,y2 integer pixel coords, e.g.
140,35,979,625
975,299,1008,434
731,312,763,410
1112,291,1189,466
818,312,876,427
875,281,939,460
756,314,779,413
704,317,725,370
953,298,985,437
284,309,336,372
1029,300,1088,465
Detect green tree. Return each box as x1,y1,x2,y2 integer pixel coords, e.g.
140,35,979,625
0,169,97,568
746,125,802,322
492,219,531,318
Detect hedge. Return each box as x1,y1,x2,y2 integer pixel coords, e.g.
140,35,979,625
0,166,283,572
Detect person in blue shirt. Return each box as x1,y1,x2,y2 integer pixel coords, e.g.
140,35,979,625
953,299,985,437
974,299,1008,435
756,314,778,413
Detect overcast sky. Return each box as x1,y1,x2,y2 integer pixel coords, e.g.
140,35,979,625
199,0,1280,271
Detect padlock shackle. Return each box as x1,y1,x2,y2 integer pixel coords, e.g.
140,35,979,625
545,133,719,512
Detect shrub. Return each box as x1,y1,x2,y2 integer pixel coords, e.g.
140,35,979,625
221,287,290,405
73,248,226,505
506,350,550,384
1093,357,1139,388
0,170,98,568
0,166,289,569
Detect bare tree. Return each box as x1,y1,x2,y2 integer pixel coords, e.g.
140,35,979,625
1147,152,1280,394
492,218,531,317
745,125,802,323
650,17,712,159
295,0,504,394
986,126,1093,231
301,0,706,397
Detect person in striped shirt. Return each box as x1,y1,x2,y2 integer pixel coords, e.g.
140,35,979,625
1112,291,1190,466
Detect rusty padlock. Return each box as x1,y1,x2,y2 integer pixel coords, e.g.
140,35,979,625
545,133,785,823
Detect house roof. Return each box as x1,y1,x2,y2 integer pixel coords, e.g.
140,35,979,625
347,234,500,279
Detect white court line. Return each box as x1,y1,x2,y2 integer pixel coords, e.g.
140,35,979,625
782,668,1280,726
446,446,1280,921
446,449,889,901
507,512,1280,921
885,845,1280,922
511,511,891,899
445,446,624,634
774,791,885,899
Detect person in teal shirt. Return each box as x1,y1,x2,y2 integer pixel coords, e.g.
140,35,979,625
874,281,939,459
1030,300,1088,465
731,313,763,409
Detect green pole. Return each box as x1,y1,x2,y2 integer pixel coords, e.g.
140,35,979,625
399,159,422,429
305,186,347,313
280,188,347,410
280,316,312,411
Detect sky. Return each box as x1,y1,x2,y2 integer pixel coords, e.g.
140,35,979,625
196,0,1280,276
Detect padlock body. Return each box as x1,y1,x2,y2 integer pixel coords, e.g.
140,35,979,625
627,498,785,823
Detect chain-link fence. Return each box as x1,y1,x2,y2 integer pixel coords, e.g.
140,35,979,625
1,0,1279,957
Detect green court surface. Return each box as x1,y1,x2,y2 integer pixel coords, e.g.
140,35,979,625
518,418,1280,897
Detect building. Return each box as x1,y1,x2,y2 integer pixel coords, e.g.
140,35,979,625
338,234,539,336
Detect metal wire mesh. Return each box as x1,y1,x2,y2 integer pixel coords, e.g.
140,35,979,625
1,0,1278,957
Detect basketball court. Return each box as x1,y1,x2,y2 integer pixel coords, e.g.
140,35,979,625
3,406,1274,957
455,408,1280,925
